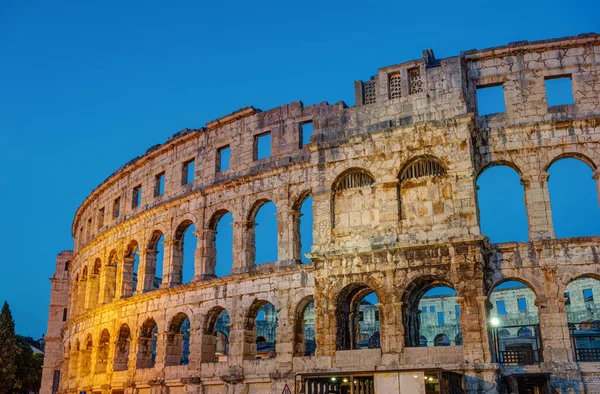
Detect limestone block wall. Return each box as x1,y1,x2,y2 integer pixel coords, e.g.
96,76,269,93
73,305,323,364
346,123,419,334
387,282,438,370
41,33,600,394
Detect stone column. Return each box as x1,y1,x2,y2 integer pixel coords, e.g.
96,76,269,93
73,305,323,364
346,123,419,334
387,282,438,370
458,295,493,364
277,210,302,264
85,273,100,310
537,294,574,363
379,301,404,356
274,308,293,372
120,256,135,298
102,264,117,303
231,220,255,275
194,228,217,281
77,278,87,314
522,174,555,240
161,239,180,288
138,249,159,292
226,313,249,364
154,330,167,370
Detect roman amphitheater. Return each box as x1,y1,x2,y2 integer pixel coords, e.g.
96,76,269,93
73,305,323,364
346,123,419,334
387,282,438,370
42,33,600,394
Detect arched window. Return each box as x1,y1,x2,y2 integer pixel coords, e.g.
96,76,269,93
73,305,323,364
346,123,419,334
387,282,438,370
489,280,540,365
174,220,197,285
70,339,80,378
166,313,191,366
104,250,118,303
243,301,278,360
404,281,460,348
420,335,428,347
87,259,102,310
121,240,140,297
81,335,92,375
251,201,278,264
434,334,450,346
332,169,376,230
400,157,446,181
565,277,600,323
145,230,164,291
208,210,234,277
477,165,528,242
137,318,158,369
113,324,131,371
336,284,381,350
294,297,316,357
202,307,231,363
96,329,110,374
548,158,600,238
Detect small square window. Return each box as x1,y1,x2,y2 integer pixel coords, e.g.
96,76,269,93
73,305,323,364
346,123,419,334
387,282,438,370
545,76,574,106
255,132,272,160
517,298,528,312
422,306,427,313
496,300,508,315
217,146,231,172
300,122,313,147
584,288,594,303
182,159,195,185
113,197,121,218
429,306,436,313
437,312,445,325
154,172,165,197
132,185,142,208
455,305,460,318
476,85,506,115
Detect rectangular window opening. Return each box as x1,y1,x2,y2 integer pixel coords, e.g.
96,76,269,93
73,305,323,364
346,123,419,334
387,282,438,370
255,132,272,160
429,306,436,313
62,308,67,322
517,297,528,312
545,76,574,106
217,146,231,172
182,159,195,185
437,311,445,325
97,207,105,229
584,288,594,303
300,122,313,147
132,185,142,209
496,300,507,316
113,197,121,218
455,305,460,318
476,84,506,116
389,72,402,99
408,66,423,95
154,172,165,197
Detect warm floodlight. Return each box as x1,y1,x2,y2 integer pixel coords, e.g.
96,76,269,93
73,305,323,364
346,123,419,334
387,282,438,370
491,317,500,327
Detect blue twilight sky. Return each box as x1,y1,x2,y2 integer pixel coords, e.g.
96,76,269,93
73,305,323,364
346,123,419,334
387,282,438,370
0,0,599,338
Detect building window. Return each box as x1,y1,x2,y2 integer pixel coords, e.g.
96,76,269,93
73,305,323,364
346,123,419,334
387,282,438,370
64,262,69,271
429,306,436,313
300,121,313,147
584,288,594,303
255,132,272,160
132,185,142,208
363,80,376,104
455,305,460,318
422,306,427,313
476,85,506,115
564,291,571,305
388,73,402,99
545,76,574,106
62,308,68,322
154,172,165,197
113,197,121,218
437,312,445,325
86,218,92,239
400,158,446,181
517,298,528,312
408,66,423,94
97,207,105,229
217,146,231,172
182,159,195,185
496,300,507,315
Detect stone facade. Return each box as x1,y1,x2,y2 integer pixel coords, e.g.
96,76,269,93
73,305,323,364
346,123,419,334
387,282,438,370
41,33,600,394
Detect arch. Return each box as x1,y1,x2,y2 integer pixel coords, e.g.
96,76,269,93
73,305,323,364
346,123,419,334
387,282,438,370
477,164,528,242
565,276,600,324
81,334,93,375
293,295,316,356
113,323,131,371
292,189,313,211
121,239,140,297
434,333,450,346
207,210,234,277
332,168,375,192
402,278,459,348
201,306,231,363
547,157,600,238
336,283,381,351
166,312,191,366
96,329,110,374
243,300,278,360
172,220,197,285
487,278,539,299
399,155,447,181
69,338,81,379
144,230,164,291
103,250,119,303
419,335,428,347
137,318,158,369
248,200,278,265
475,160,523,181
544,152,597,172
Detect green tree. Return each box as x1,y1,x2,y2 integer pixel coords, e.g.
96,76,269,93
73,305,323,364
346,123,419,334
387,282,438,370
14,335,44,393
0,301,18,393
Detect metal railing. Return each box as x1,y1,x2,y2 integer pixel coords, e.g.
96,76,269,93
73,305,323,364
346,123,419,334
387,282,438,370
490,324,543,365
569,322,600,362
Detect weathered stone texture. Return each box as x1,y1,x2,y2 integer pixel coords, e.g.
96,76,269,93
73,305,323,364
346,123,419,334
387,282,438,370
41,33,600,394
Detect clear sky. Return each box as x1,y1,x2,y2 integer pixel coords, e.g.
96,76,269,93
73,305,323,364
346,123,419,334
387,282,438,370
0,0,599,338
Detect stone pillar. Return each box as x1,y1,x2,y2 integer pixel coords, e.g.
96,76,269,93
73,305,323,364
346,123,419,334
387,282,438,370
138,249,158,292
102,264,117,304
522,174,555,240
274,307,293,371
120,256,135,298
228,313,252,364
77,278,87,314
161,239,180,288
232,221,255,275
538,295,574,363
458,295,493,364
379,301,404,356
154,330,167,370
194,228,217,281
277,210,302,264
85,273,100,310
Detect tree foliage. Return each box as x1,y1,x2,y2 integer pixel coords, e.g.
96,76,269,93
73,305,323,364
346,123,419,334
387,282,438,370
0,301,18,393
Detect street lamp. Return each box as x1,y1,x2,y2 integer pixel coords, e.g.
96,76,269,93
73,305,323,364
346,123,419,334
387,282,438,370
491,317,500,327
